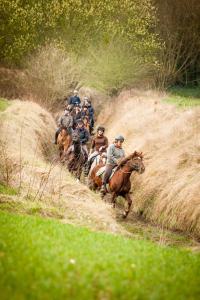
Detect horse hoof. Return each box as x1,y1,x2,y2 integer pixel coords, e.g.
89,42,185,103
122,212,128,219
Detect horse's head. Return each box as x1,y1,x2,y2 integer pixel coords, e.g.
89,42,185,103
61,128,67,136
128,151,145,174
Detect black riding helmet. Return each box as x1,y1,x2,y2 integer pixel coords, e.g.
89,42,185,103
97,126,105,132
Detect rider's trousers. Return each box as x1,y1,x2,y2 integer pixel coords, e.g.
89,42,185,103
103,164,115,185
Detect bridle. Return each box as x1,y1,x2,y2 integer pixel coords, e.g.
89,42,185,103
118,157,142,174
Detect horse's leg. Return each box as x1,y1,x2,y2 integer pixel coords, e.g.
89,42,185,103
77,165,82,181
111,192,116,208
123,193,132,218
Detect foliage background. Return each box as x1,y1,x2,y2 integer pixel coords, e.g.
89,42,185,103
0,0,200,101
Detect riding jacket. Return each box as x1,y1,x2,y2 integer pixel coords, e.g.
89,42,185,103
87,105,94,119
58,115,73,128
91,136,108,152
69,95,81,106
106,144,125,166
73,112,82,125
75,127,89,145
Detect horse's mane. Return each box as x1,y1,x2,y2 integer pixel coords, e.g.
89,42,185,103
117,151,143,169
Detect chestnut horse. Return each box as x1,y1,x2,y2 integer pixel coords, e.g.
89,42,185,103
89,151,145,217
57,128,72,159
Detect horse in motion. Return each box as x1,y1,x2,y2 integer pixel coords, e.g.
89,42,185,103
64,131,87,180
57,128,72,159
89,151,145,218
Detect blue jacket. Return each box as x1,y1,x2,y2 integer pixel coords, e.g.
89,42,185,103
75,127,89,145
69,96,81,105
87,105,94,119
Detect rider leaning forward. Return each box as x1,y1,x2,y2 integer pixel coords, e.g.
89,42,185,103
100,135,125,194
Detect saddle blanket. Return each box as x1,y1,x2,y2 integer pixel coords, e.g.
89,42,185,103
96,166,117,179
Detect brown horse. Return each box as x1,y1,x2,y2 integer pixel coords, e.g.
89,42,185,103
82,116,90,132
57,128,72,159
89,151,145,217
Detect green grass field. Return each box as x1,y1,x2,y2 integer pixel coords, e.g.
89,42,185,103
0,211,199,300
164,86,200,107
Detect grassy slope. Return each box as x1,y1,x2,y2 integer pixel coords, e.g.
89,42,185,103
0,211,200,300
164,86,200,107
0,98,9,111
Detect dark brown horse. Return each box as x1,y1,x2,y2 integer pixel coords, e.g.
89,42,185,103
89,151,145,217
57,128,72,159
64,131,87,180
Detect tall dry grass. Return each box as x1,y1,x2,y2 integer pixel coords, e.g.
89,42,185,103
99,89,200,236
21,45,81,110
0,100,124,233
1,41,155,111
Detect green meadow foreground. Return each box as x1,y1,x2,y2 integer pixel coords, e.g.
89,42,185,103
0,211,199,300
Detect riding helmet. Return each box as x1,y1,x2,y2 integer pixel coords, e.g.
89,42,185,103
77,119,84,125
115,135,125,142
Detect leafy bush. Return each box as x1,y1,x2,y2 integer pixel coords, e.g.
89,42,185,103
80,38,155,95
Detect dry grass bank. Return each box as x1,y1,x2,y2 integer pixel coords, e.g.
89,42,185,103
0,100,125,234
98,89,200,237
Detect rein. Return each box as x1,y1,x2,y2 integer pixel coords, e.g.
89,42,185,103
119,168,132,174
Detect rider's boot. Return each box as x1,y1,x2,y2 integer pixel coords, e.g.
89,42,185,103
84,161,90,176
85,157,94,175
100,183,107,195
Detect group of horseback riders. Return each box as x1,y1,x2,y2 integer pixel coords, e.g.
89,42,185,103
54,89,126,194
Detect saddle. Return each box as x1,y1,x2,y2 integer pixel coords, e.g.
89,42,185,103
96,166,117,179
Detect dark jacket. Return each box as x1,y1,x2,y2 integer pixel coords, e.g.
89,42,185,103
69,96,81,106
87,105,94,119
81,110,89,119
73,111,82,124
75,127,89,145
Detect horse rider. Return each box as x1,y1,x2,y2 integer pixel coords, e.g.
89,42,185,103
72,105,82,128
85,126,108,175
100,135,125,194
54,108,73,144
68,90,81,106
81,105,89,119
75,119,90,156
82,96,89,107
85,100,95,133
